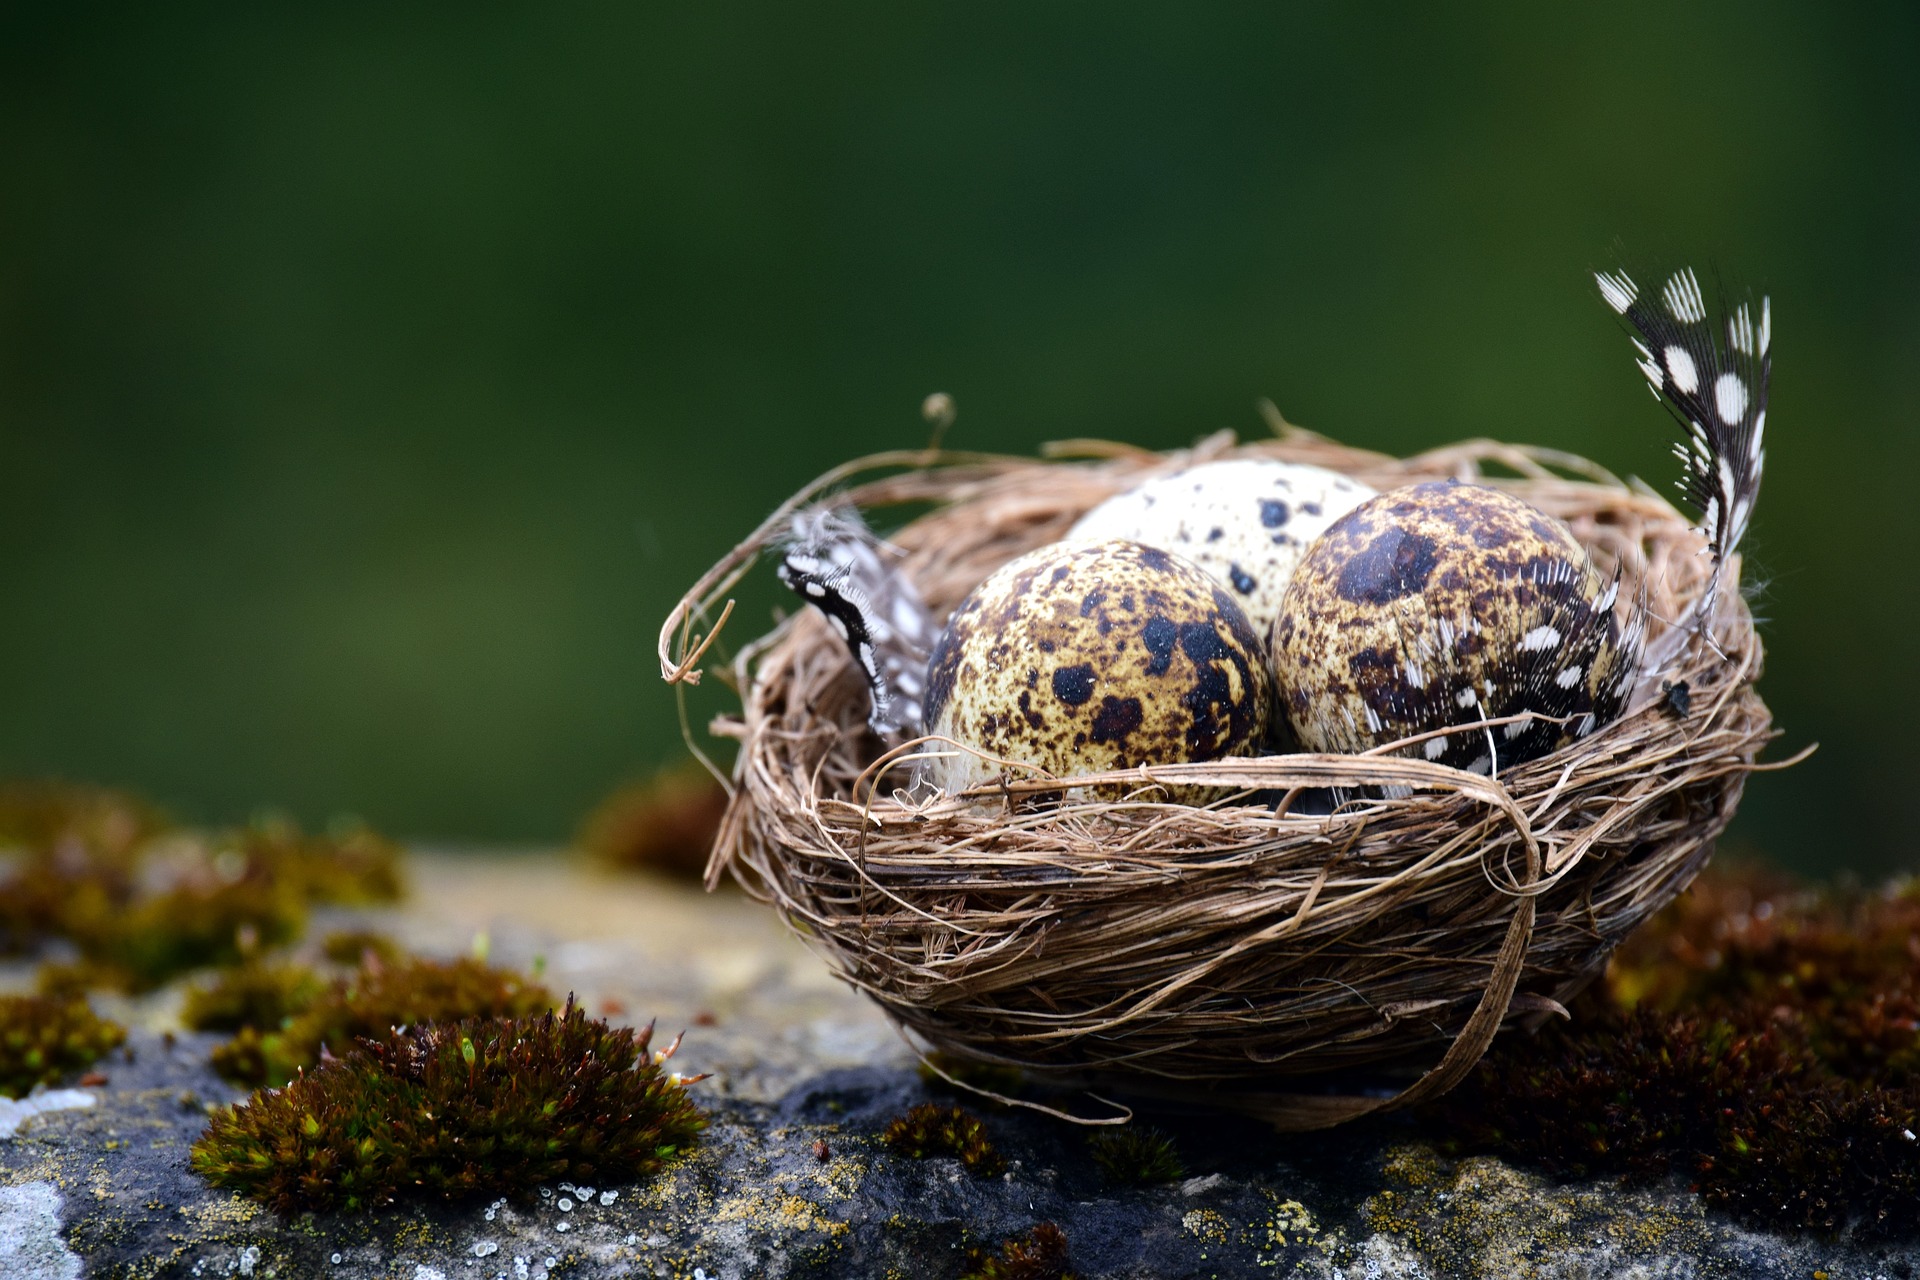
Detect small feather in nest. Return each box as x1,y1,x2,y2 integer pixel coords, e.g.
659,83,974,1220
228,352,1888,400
775,504,938,739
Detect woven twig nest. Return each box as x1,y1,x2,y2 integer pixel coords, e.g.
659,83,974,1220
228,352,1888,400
659,429,1778,1130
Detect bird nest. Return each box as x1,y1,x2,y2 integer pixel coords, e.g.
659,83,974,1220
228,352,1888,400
658,429,1780,1130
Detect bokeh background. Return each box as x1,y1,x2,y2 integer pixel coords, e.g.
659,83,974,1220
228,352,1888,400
1,5,1914,876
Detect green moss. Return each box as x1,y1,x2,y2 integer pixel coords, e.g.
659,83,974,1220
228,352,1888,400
80,875,308,991
881,1104,1005,1178
318,929,406,968
182,962,327,1033
12,863,299,989
0,995,126,1098
1087,1126,1185,1186
233,817,405,905
1433,862,1920,1238
32,871,308,994
191,999,707,1213
209,1026,273,1088
0,779,407,990
0,781,160,955
0,868,95,956
961,1223,1077,1280
33,961,116,1000
211,955,555,1086
576,762,728,880
0,779,169,862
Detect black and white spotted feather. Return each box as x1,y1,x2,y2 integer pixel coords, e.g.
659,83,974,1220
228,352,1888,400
776,505,939,740
1595,266,1769,643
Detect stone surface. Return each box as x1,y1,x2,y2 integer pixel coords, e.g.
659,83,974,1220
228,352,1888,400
1,852,1915,1279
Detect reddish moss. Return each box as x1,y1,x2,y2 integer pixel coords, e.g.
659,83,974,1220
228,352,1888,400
0,995,126,1098
961,1223,1077,1280
882,1103,1005,1178
1704,1076,1919,1235
1434,861,1920,1238
191,1000,706,1213
576,763,728,881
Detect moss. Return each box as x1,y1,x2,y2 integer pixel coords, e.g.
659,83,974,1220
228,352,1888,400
209,1026,274,1088
1706,1071,1918,1234
881,1104,1005,1178
961,1223,1077,1280
13,862,300,990
1433,861,1920,1238
211,954,554,1086
182,962,327,1033
318,929,406,968
33,961,114,1000
0,995,126,1098
0,780,407,990
0,782,160,955
34,872,309,995
1609,865,1920,1086
0,778,169,862
0,867,94,956
191,999,707,1213
67,873,308,993
232,817,405,905
576,762,728,880
1087,1126,1185,1186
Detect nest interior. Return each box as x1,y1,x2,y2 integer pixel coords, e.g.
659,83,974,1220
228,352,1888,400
661,431,1778,1130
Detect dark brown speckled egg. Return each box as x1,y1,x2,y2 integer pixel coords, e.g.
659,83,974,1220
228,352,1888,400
1270,481,1640,775
923,540,1272,800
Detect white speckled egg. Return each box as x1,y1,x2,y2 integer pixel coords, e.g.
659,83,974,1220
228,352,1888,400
1068,459,1376,640
922,540,1272,800
1269,481,1641,774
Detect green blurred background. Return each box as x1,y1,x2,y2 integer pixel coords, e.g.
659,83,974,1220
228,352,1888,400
1,5,1913,875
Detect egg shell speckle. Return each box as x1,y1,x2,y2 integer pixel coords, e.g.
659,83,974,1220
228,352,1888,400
1067,459,1376,638
1270,480,1637,774
923,539,1273,800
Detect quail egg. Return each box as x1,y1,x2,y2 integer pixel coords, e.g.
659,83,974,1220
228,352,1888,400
1269,480,1640,774
1068,459,1375,639
922,539,1273,800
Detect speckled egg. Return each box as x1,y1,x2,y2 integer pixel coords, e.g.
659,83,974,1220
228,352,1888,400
1270,481,1640,774
922,539,1273,799
1068,459,1376,640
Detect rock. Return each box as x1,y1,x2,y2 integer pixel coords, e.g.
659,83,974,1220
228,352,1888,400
0,1093,95,1140
0,1182,82,1280
1,852,1913,1279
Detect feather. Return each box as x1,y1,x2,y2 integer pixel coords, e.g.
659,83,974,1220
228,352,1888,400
776,504,938,739
1595,266,1769,661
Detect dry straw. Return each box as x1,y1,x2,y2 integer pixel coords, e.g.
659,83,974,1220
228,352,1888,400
658,426,1783,1130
